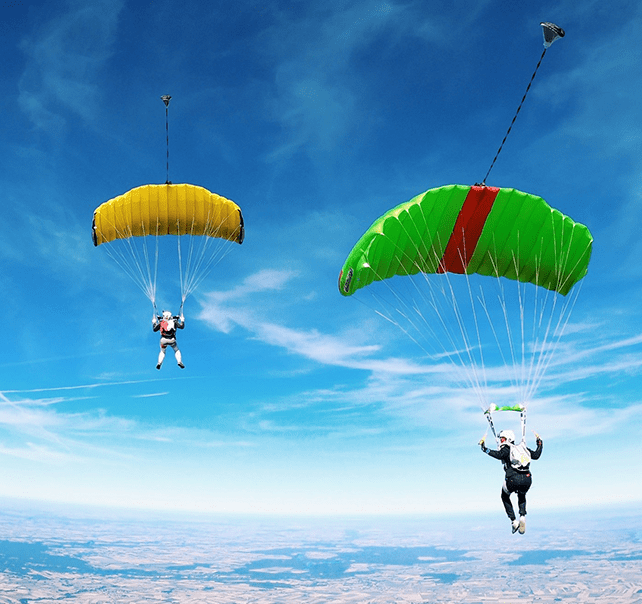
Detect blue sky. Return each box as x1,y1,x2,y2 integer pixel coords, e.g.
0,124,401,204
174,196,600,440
1,0,641,516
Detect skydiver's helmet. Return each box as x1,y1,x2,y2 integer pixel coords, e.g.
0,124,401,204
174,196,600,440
162,311,172,320
499,430,515,446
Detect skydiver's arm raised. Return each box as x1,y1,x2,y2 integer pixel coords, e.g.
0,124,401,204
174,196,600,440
529,434,543,460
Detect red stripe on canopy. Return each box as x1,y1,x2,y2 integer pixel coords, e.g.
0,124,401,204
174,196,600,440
438,186,499,273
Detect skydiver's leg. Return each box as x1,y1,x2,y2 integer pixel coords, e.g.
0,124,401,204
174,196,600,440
157,344,167,369
167,341,184,368
517,491,527,516
516,474,532,517
501,481,516,521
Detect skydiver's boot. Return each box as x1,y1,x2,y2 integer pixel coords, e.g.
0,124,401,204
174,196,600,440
157,348,166,370
511,519,520,534
176,350,185,369
517,500,527,534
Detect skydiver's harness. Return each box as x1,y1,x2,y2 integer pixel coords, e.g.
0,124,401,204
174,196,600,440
152,302,185,347
160,319,177,339
483,404,531,472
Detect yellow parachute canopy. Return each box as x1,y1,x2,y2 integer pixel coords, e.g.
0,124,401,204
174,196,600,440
92,183,244,246
92,183,244,308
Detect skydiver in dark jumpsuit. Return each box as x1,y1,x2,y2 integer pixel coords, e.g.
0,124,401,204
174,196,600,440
481,429,543,534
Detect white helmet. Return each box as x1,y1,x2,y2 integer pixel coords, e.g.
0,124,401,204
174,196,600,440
499,429,515,445
162,310,172,320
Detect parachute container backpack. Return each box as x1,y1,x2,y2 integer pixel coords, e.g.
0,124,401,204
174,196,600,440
338,184,593,411
509,441,532,470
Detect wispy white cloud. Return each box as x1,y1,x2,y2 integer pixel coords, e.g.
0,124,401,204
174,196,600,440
199,271,459,374
18,0,125,132
0,389,256,469
206,269,297,303
543,327,642,383
550,7,642,158
197,266,642,443
260,0,447,161
2,378,164,395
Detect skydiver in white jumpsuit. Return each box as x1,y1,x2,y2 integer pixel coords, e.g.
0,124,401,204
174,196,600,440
153,311,185,369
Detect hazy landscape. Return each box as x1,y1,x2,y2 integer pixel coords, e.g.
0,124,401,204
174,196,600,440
1,501,640,603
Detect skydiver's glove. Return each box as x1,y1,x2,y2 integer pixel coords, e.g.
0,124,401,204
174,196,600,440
479,437,488,453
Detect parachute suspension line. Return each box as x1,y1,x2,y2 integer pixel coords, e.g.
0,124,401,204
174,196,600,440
99,218,158,305
177,207,204,309
454,243,492,405
350,249,442,368
476,238,536,407
472,224,584,409
521,259,543,401
439,276,488,401
515,244,527,399
363,209,440,353
359,289,430,358
357,208,492,406
521,215,574,401
518,257,552,406
410,207,490,402
523,255,586,403
483,406,500,446
186,220,237,298
526,258,556,401
509,240,529,404
477,249,521,398
480,22,565,186
345,220,453,376
524,293,563,403
176,216,186,308
407,209,489,401
520,406,527,443
182,210,214,298
175,206,239,308
180,211,207,304
161,95,172,184
140,220,159,309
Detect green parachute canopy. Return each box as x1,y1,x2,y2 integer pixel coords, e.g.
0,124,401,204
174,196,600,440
339,185,592,298
338,183,593,411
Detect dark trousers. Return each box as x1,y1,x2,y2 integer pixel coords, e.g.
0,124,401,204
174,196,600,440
501,472,532,520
